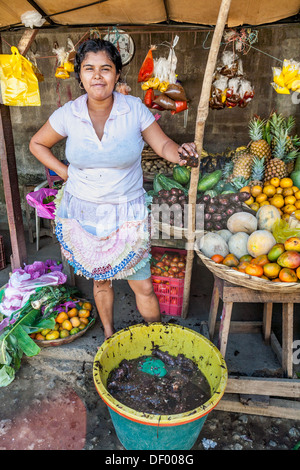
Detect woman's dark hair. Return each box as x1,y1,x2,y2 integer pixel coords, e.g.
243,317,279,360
74,38,122,82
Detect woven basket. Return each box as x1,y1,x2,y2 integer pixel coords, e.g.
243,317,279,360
158,221,203,240
195,246,300,293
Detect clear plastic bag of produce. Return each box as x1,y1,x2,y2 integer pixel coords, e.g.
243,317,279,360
272,218,300,243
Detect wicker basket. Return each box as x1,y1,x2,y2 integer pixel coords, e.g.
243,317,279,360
158,221,203,240
195,245,300,293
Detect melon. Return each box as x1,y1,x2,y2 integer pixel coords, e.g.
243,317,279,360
198,232,229,258
228,232,249,260
227,212,257,234
216,229,232,243
256,205,281,231
247,230,276,258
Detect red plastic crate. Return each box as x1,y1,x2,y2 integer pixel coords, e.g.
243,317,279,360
151,246,186,317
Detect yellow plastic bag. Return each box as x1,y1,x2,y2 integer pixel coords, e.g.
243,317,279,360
0,46,40,106
272,218,300,243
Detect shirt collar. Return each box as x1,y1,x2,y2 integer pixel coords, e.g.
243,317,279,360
71,91,130,122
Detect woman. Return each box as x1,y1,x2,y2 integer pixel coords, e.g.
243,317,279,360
29,39,198,339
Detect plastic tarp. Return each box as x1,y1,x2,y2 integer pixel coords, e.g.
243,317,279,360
0,0,299,29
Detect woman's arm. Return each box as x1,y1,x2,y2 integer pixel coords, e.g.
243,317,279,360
142,121,198,166
29,121,69,181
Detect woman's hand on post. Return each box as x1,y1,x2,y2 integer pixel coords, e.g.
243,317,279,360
177,142,199,167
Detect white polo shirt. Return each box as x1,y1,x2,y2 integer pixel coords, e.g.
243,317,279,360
49,91,155,203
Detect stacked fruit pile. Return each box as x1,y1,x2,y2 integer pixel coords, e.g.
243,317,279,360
150,251,186,280
211,236,300,283
241,176,300,221
31,300,93,341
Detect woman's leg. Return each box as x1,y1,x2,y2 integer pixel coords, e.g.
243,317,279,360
128,277,161,323
93,279,115,339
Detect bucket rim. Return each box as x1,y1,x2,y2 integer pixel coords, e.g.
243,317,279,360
93,322,228,427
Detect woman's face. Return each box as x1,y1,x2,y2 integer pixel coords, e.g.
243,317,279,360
79,50,120,102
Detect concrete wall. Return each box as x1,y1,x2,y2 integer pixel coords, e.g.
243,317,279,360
0,24,299,226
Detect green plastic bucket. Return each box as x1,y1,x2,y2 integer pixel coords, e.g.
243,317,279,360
93,323,227,450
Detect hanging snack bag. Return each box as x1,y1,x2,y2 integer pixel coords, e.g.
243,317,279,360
219,50,239,78
238,79,254,107
226,77,241,107
171,100,188,114
53,46,70,79
209,76,228,109
138,47,156,83
164,83,186,101
153,93,176,110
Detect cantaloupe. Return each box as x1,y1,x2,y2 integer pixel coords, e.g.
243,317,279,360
227,212,257,234
247,230,276,258
256,205,281,231
198,232,229,258
228,232,249,259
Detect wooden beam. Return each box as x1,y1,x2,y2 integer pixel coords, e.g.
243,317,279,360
17,29,39,56
181,0,232,318
226,376,300,398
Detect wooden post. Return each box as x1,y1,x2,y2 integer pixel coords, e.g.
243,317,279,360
181,0,232,318
0,30,39,270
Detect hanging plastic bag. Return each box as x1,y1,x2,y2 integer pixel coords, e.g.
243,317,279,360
138,46,156,83
0,46,41,106
153,93,176,110
153,36,179,85
53,46,70,79
26,188,58,219
238,79,254,107
26,51,44,82
164,83,186,101
226,77,241,107
209,76,228,109
171,100,188,115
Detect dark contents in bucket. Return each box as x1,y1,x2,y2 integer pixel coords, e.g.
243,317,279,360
106,348,211,415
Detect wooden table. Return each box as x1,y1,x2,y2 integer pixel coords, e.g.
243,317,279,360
208,275,298,378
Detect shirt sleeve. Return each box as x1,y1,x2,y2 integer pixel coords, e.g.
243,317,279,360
48,105,68,137
138,98,156,132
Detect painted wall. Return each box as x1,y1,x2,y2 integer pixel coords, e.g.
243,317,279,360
0,24,299,227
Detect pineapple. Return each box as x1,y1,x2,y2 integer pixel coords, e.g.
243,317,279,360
264,129,298,181
232,149,254,180
249,117,272,161
222,159,234,182
249,156,265,187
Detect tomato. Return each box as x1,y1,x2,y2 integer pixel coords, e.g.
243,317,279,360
172,257,179,263
178,271,185,278
150,267,156,275
170,262,178,267
156,262,164,268
171,267,179,273
177,262,185,269
168,273,175,278
163,259,171,266
162,271,169,277
153,279,161,283
155,268,162,275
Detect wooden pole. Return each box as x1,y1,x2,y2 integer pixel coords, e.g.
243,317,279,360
181,0,232,318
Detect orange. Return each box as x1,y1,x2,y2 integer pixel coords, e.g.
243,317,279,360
240,185,251,194
282,188,294,197
294,210,300,221
45,330,60,340
245,264,264,277
279,267,298,283
292,186,299,194
280,177,293,188
67,308,78,318
78,309,91,318
55,312,69,324
238,261,250,271
82,302,93,310
270,177,280,187
29,333,36,339
250,255,269,266
263,185,276,197
270,195,284,208
263,263,281,279
61,319,73,331
250,202,260,212
35,333,45,340
284,195,296,206
244,196,254,206
78,323,87,331
282,213,291,221
272,278,281,282
222,254,239,267
260,201,270,206
256,193,268,204
261,275,269,280
251,185,263,197
79,317,89,325
70,316,81,328
295,200,300,209
296,266,300,279
211,254,224,264
276,187,283,194
283,204,296,214
294,190,300,200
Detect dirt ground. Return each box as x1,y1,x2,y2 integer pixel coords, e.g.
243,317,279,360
0,232,299,451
